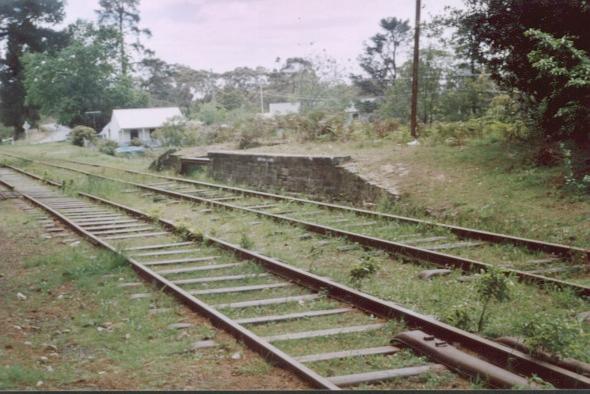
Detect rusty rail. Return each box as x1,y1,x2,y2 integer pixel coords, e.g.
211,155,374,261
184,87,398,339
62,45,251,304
3,163,590,389
36,155,590,260
79,193,590,389
6,176,337,390
3,160,589,297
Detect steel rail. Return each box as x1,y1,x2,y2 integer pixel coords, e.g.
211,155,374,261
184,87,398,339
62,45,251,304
4,161,590,297
4,164,590,388
5,180,337,390
29,154,590,260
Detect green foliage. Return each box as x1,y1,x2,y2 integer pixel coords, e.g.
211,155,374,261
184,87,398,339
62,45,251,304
450,0,590,143
445,302,476,331
98,139,119,155
278,111,346,142
423,114,529,146
349,258,379,288
129,138,143,147
196,102,227,125
520,312,587,359
561,143,590,194
97,0,152,75
152,116,198,147
525,28,590,141
23,21,148,128
0,0,66,139
70,125,97,147
239,233,254,249
475,268,513,332
379,48,498,125
352,17,412,95
0,365,45,389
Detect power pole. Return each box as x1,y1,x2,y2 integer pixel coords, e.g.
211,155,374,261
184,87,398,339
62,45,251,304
410,0,421,139
259,84,264,113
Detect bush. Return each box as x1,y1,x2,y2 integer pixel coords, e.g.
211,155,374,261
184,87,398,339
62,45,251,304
277,111,346,142
196,102,227,125
475,268,513,332
233,116,277,149
98,140,118,156
69,125,97,147
129,138,143,147
152,116,199,147
520,312,587,359
425,118,529,146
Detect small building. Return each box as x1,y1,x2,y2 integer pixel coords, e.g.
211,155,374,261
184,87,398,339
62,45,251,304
99,107,183,146
268,102,301,116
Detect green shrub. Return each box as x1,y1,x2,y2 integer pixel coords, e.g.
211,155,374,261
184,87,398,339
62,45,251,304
152,116,198,147
129,138,143,147
475,268,513,332
239,233,254,249
69,125,97,146
349,258,379,289
520,312,587,359
425,117,530,146
98,140,118,155
277,111,346,142
196,102,227,125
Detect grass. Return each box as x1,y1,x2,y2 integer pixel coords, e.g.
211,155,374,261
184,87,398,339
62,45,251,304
11,159,590,361
2,142,590,388
0,200,302,390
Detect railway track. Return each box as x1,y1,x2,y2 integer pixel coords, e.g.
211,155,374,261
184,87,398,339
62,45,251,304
2,165,589,389
2,153,588,296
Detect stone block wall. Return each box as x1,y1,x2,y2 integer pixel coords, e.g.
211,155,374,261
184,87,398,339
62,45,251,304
206,150,396,205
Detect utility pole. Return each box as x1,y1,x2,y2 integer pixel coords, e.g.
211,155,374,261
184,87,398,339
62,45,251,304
259,84,264,113
410,0,421,140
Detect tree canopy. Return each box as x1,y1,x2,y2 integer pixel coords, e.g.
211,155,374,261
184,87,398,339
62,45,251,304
96,0,152,75
23,21,147,128
450,0,590,142
0,0,67,138
352,17,412,95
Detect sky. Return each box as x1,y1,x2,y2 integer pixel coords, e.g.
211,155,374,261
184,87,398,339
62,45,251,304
64,0,465,73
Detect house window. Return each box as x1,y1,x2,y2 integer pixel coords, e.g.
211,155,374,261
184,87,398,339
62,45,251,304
130,130,139,140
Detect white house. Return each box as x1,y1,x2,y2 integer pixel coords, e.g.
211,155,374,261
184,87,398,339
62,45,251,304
99,107,183,146
268,102,301,116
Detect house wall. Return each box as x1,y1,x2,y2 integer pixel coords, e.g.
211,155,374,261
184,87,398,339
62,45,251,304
119,128,153,144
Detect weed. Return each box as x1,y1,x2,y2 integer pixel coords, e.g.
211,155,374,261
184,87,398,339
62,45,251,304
0,365,45,389
62,252,126,282
98,140,119,156
240,233,254,249
236,359,272,376
349,257,379,289
444,302,476,331
475,268,513,332
520,312,588,359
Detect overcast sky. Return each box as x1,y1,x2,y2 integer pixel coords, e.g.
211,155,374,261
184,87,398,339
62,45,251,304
64,0,464,73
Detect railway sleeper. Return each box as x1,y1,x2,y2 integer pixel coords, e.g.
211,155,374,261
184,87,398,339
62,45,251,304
2,166,589,390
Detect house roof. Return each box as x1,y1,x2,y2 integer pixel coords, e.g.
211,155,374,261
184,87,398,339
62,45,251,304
112,107,182,129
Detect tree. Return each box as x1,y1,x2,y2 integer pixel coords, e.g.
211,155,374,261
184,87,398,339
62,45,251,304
525,29,590,142
352,17,412,95
139,57,176,104
23,21,147,128
0,0,67,139
450,0,590,142
96,0,152,76
379,48,451,124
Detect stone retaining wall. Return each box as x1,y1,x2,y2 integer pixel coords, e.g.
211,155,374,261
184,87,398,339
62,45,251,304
205,150,397,205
